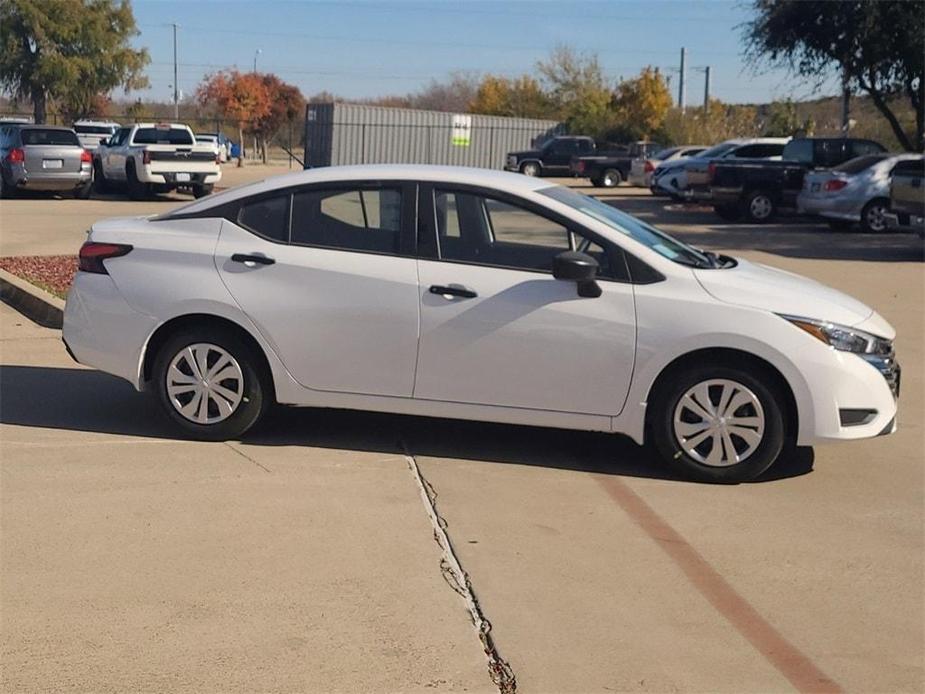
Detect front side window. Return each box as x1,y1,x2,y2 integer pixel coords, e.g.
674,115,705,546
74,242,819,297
433,190,615,276
291,187,402,254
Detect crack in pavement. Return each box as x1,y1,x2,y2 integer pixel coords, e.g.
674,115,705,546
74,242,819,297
223,441,272,473
401,442,517,694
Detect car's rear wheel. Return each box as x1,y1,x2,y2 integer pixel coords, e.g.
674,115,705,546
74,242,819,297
713,204,742,222
860,198,890,233
126,162,149,200
193,183,214,199
520,161,540,177
649,365,786,483
92,160,108,193
744,190,776,223
601,168,623,188
153,328,270,441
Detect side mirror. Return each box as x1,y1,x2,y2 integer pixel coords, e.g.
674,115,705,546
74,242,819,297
553,251,601,298
99,138,109,147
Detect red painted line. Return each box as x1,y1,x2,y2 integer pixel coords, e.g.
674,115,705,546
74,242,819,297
596,475,843,694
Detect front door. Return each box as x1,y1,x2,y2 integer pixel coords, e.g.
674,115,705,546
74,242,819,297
413,186,636,415
215,182,420,397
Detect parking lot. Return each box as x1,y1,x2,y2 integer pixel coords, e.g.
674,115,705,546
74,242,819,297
1,173,922,692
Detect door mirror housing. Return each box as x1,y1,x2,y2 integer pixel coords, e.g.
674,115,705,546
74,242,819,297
553,251,601,298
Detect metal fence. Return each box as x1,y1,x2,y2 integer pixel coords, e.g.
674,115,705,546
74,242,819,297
305,103,564,169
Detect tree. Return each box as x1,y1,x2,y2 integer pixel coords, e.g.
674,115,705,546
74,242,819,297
536,46,615,138
253,74,304,164
662,99,761,145
0,0,148,124
470,74,553,119
409,72,480,112
196,70,271,165
745,0,924,151
612,67,673,139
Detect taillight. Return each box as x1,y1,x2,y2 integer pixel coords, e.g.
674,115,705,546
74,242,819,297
823,179,848,192
644,160,654,173
7,147,24,164
142,150,151,165
707,162,717,180
78,242,133,274
80,149,92,164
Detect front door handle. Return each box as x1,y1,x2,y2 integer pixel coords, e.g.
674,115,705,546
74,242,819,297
231,253,275,266
429,284,477,299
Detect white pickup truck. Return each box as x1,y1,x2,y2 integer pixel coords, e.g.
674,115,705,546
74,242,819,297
93,122,221,199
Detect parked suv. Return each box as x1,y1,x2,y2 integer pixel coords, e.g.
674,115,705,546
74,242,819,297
504,136,595,177
0,124,92,199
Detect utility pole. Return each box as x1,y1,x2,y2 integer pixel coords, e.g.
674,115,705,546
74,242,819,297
703,65,711,111
841,69,851,135
172,23,179,120
678,47,687,114
254,48,262,73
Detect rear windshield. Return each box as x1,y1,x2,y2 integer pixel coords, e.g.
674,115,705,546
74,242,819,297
834,154,891,174
75,124,116,135
20,128,80,146
132,127,194,145
652,147,682,160
696,142,737,159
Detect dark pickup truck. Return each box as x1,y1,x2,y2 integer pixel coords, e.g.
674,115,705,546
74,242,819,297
709,137,886,222
504,136,596,177
569,141,662,187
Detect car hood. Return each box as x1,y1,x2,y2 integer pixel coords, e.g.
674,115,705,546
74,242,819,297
693,257,875,328
508,150,541,159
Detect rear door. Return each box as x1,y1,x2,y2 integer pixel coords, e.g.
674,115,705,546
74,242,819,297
21,128,83,175
214,181,421,397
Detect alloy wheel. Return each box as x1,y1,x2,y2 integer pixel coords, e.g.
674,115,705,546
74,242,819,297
166,343,244,425
749,195,773,220
672,379,765,467
866,204,887,232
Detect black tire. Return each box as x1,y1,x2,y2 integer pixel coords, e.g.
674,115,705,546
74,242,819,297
0,172,14,199
74,179,92,199
827,219,854,232
93,160,108,194
743,190,776,223
649,364,786,483
152,327,271,441
193,183,214,199
860,198,890,233
126,162,149,200
520,161,540,177
600,168,623,188
713,204,742,222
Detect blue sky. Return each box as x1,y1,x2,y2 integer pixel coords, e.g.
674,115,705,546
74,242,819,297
130,0,841,106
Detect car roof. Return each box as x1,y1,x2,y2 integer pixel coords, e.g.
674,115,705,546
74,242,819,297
164,164,554,217
15,124,76,131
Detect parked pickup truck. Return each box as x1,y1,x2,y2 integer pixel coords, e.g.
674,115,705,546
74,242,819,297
709,137,886,222
569,140,662,187
93,122,221,199
504,136,595,177
884,158,925,237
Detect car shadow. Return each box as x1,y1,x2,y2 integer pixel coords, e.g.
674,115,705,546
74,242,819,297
0,364,814,485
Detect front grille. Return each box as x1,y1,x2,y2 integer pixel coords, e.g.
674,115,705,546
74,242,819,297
862,351,901,399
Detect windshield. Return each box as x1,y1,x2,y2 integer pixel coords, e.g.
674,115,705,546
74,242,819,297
21,128,80,146
540,186,714,268
75,124,116,135
133,127,194,145
696,142,738,159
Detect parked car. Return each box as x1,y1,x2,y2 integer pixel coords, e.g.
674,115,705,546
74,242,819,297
650,138,789,201
0,124,92,199
504,136,596,177
797,154,919,232
195,132,230,162
628,145,706,187
93,122,222,199
74,120,120,151
63,165,900,483
569,141,663,188
883,158,925,236
711,137,886,223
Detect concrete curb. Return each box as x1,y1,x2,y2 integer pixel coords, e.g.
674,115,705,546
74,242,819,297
0,268,65,329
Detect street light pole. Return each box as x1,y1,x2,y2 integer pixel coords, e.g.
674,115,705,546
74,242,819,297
172,23,180,120
253,48,262,73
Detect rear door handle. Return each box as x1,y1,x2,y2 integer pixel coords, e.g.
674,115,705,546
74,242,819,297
429,284,477,299
231,253,275,266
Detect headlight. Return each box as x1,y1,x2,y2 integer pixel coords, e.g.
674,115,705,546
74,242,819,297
779,315,892,355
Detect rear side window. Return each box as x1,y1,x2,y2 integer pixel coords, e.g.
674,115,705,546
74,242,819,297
20,128,80,146
290,187,402,254
733,143,784,159
238,195,290,242
850,140,885,158
132,127,194,145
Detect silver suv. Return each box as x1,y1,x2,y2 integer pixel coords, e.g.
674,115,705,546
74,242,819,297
0,124,93,199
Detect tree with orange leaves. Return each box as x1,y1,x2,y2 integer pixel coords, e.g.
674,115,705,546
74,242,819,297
196,70,270,165
253,74,304,164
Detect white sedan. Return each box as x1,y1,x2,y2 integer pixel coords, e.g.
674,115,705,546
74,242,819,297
63,165,900,483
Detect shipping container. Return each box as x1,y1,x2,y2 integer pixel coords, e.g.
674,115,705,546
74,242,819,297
304,102,564,169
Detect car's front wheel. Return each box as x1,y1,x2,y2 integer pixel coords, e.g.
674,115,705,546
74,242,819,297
520,161,540,177
649,364,786,483
153,328,270,440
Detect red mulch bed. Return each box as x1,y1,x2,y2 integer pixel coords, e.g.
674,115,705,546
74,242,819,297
0,255,78,299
